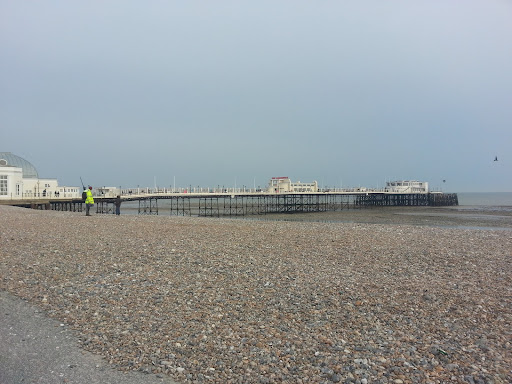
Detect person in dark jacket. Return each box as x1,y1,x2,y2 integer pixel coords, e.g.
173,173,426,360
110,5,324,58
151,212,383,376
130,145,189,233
114,195,121,215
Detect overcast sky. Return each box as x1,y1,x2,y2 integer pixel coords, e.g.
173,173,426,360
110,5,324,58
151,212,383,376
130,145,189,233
1,1,511,192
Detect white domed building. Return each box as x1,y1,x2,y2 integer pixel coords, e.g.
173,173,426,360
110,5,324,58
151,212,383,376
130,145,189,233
0,152,80,200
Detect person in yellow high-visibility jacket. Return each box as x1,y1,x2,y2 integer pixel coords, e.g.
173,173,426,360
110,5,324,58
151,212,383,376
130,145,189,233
85,186,95,216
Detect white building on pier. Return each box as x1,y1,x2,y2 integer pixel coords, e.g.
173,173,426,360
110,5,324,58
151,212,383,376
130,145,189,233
385,180,429,193
268,177,318,193
0,152,80,200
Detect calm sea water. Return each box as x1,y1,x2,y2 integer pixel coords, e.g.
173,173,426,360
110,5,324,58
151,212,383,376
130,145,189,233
457,192,512,211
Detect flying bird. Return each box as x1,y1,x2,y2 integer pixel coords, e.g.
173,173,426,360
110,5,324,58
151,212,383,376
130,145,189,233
494,156,498,161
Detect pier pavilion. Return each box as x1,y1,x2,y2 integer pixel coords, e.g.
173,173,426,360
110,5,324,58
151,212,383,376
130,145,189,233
0,152,81,201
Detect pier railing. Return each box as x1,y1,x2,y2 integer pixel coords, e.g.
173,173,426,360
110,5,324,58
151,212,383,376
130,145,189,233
355,193,459,207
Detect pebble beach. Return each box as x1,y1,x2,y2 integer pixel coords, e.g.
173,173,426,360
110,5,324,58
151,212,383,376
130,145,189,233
1,205,511,384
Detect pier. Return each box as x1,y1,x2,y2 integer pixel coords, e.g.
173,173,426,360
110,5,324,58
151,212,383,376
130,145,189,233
1,154,459,216
2,191,458,216
0,198,84,212
92,191,458,216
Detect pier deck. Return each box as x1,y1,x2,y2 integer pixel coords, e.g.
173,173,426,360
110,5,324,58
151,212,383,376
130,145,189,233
1,191,458,216
102,192,459,216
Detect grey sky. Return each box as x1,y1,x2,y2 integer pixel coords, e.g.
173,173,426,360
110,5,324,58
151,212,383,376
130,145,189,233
1,1,511,192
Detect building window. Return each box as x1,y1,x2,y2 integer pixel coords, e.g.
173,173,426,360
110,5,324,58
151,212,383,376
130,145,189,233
0,175,7,195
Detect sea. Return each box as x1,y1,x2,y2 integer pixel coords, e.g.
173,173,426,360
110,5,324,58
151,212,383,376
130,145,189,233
456,192,512,210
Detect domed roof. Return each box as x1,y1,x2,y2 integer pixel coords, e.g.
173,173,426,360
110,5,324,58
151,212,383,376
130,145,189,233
0,152,39,178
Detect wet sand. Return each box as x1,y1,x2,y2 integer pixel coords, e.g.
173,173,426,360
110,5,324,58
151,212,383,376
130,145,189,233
260,206,512,230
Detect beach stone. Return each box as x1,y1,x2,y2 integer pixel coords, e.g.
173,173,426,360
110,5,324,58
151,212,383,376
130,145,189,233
0,205,510,384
